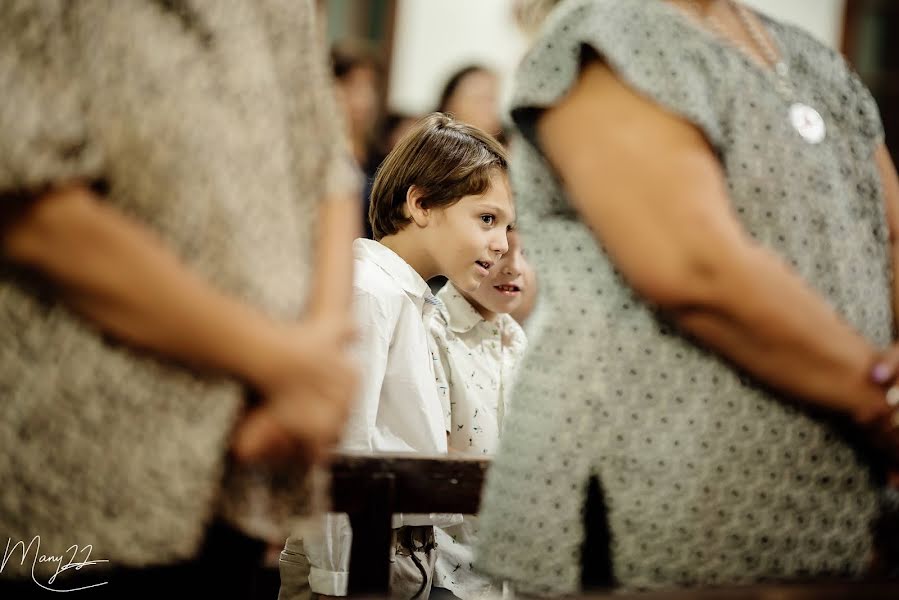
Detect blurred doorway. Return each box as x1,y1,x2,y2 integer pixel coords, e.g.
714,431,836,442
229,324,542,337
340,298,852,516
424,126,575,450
843,0,899,162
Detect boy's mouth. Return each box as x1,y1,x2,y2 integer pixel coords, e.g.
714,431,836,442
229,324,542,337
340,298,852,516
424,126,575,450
475,260,492,271
493,284,521,296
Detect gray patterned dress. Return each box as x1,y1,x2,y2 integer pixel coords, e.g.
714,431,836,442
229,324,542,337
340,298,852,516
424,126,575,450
0,0,356,577
476,0,891,594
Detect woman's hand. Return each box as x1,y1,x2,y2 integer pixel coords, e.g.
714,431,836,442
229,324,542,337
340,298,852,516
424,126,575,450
230,315,358,466
861,346,899,466
867,344,899,574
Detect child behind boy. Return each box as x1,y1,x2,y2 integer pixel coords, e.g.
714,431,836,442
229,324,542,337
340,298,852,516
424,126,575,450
430,230,532,600
279,113,514,600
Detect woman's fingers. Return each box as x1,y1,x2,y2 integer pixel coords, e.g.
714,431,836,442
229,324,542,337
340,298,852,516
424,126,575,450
871,344,899,385
231,406,295,464
869,346,899,465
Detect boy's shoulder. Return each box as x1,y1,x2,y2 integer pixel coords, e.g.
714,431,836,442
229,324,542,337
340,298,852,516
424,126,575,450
353,257,408,307
352,238,434,327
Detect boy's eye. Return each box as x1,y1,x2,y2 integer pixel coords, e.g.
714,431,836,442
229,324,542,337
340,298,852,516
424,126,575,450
481,214,496,225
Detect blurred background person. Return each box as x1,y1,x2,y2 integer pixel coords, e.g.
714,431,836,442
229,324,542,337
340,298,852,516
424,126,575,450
378,111,422,160
331,40,383,239
331,41,382,172
437,65,505,144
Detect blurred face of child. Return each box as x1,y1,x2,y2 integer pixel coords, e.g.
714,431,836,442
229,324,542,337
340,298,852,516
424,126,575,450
463,229,531,320
426,171,515,293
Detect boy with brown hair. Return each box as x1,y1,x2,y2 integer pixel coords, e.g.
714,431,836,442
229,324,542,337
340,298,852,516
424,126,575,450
279,113,515,600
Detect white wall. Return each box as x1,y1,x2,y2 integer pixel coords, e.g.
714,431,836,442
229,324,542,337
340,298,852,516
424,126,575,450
388,0,846,115
388,0,527,115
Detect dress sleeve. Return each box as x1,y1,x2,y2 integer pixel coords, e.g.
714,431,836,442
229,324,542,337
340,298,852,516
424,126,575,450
846,69,885,147
509,0,726,155
0,1,104,196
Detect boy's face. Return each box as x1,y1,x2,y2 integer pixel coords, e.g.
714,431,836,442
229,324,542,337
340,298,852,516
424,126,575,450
464,229,531,319
427,171,515,293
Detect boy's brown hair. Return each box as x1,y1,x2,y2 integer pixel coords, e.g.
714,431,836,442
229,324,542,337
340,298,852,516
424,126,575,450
369,112,508,240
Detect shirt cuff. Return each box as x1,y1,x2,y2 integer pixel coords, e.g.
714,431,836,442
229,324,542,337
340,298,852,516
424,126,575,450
309,566,349,596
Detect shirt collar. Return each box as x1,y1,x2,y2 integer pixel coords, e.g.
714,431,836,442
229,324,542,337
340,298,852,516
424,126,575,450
498,312,528,355
353,238,431,302
437,282,488,334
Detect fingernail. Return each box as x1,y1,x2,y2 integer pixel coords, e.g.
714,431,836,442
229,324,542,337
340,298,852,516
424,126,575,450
872,363,891,384
888,386,899,408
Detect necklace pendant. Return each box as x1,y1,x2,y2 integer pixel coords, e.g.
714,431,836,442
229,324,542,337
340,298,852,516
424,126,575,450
789,102,826,144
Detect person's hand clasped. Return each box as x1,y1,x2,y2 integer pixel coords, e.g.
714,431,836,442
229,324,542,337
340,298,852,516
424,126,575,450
865,346,899,469
230,315,358,466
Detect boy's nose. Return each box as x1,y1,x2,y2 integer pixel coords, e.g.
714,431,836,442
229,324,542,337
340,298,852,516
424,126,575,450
490,231,510,256
503,250,524,276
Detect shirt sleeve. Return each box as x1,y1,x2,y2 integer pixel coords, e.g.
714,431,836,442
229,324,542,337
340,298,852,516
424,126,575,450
343,288,392,452
302,513,353,596
302,287,391,595
0,1,105,196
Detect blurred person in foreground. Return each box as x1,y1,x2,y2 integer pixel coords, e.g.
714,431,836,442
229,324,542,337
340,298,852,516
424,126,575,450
0,1,359,597
477,0,899,594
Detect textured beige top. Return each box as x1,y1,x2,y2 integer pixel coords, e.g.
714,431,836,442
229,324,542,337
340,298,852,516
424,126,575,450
0,0,357,571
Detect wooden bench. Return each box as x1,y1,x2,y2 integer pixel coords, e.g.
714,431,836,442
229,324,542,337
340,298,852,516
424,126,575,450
328,453,899,598
329,452,489,595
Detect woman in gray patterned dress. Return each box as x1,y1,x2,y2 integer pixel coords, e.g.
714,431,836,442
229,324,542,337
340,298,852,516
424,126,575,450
477,0,899,594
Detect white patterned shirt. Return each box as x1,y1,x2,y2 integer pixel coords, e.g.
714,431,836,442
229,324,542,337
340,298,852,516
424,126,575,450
302,238,458,595
431,282,527,599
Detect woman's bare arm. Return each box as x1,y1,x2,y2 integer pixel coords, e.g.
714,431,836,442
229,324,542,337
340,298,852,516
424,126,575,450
537,60,891,426
1,183,356,462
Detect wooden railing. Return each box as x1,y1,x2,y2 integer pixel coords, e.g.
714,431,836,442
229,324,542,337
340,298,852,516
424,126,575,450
328,453,899,598
329,453,490,595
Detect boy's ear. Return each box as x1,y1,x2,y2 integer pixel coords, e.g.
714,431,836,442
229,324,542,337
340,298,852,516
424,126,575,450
405,185,430,227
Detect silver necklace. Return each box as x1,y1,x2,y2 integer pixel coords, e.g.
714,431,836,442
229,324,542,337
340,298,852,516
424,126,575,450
685,0,826,144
